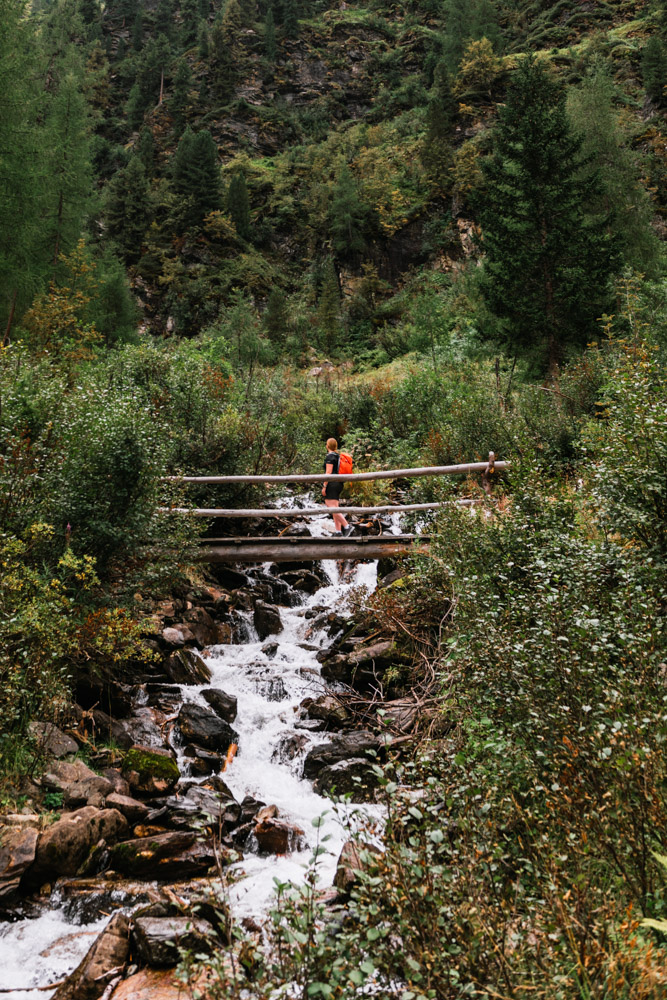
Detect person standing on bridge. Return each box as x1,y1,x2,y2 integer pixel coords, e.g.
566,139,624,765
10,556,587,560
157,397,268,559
323,438,354,536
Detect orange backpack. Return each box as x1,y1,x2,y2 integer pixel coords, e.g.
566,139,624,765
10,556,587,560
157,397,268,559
338,452,353,475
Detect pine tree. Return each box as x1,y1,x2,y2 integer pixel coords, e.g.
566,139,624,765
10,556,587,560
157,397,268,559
421,61,457,187
264,287,287,345
198,20,210,58
171,58,192,135
172,128,222,228
642,36,667,104
329,164,367,260
126,83,146,131
318,258,341,355
209,22,237,100
137,33,172,107
155,0,174,39
221,0,242,47
0,0,47,337
180,0,199,46
132,4,144,50
282,0,297,39
226,171,251,239
42,52,93,269
567,62,661,274
135,126,155,175
105,156,152,260
90,250,139,344
78,0,99,24
264,6,277,62
479,57,617,376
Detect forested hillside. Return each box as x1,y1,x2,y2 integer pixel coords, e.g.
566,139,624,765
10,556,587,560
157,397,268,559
1,0,666,997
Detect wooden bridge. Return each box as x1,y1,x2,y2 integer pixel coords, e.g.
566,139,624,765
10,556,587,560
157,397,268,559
161,453,507,563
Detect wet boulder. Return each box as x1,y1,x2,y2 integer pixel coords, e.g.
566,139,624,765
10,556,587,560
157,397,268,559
64,775,115,810
177,703,238,753
313,759,379,801
279,569,322,594
42,759,98,794
111,707,168,751
29,722,79,759
334,840,382,896
305,694,350,729
253,600,283,640
254,812,305,855
183,746,222,776
33,806,128,879
202,688,238,723
52,910,130,1000
122,745,180,797
163,649,212,685
302,731,381,780
320,640,403,687
210,567,247,591
0,825,38,901
160,626,189,649
105,793,151,825
156,785,241,831
108,831,215,880
132,916,215,967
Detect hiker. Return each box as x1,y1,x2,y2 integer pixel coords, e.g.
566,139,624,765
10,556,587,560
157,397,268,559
322,437,354,536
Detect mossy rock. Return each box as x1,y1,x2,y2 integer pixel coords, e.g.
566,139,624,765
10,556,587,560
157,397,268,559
121,745,180,797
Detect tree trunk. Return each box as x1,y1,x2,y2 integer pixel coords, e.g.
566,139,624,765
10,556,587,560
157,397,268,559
3,289,17,346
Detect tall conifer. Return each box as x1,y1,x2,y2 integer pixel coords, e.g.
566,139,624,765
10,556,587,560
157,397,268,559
172,128,222,228
105,156,152,260
227,172,251,239
479,57,617,375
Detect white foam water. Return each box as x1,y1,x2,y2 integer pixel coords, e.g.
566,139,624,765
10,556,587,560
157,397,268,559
0,506,392,996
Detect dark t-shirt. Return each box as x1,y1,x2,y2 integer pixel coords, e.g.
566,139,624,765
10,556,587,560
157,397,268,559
323,452,340,474
323,452,343,499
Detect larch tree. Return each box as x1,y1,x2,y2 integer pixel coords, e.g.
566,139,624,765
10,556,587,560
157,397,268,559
479,56,618,376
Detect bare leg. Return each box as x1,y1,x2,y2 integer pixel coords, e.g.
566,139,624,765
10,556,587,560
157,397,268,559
324,499,348,531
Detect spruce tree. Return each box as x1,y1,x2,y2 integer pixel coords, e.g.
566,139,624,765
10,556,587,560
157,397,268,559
126,83,146,131
264,7,277,62
329,164,367,260
264,287,287,345
105,156,152,260
0,0,46,337
421,61,457,188
642,36,667,103
209,22,237,100
135,126,155,175
180,0,199,46
171,58,192,136
282,0,297,39
43,55,93,269
479,57,617,375
318,258,341,355
172,128,222,228
132,4,144,50
226,171,251,239
221,0,242,46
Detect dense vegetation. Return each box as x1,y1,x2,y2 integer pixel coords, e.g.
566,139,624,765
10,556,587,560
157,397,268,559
1,0,666,994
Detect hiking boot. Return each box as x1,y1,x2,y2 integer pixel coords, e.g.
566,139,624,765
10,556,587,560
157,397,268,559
341,525,355,537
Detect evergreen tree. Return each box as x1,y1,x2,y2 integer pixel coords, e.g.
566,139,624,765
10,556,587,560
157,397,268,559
209,22,237,99
155,0,174,40
172,128,222,228
135,126,155,175
137,33,172,107
43,52,93,268
264,287,287,345
567,62,661,274
642,36,667,104
318,258,341,355
90,250,139,344
442,0,499,74
264,6,277,62
421,60,457,187
132,4,144,50
126,83,146,131
329,164,367,260
282,0,297,39
171,58,192,136
226,171,251,239
221,0,242,46
479,57,617,375
198,19,210,57
105,156,152,260
0,0,46,337
180,0,199,46
78,0,99,24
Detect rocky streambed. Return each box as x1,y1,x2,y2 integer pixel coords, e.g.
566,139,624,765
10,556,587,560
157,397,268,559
0,520,410,999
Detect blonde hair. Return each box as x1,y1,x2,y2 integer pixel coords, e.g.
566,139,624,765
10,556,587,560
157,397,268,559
326,437,338,451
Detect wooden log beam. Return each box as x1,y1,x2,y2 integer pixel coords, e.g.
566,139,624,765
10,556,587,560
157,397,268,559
163,457,508,485
198,538,428,563
157,500,482,518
